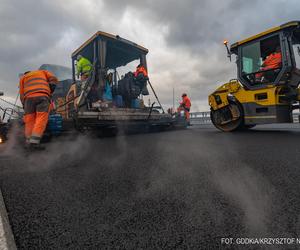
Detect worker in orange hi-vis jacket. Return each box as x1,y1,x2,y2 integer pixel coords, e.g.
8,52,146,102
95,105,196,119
177,93,191,126
19,70,58,150
134,64,148,78
256,47,282,80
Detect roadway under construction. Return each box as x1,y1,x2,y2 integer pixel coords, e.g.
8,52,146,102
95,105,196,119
2,22,300,249
1,123,300,248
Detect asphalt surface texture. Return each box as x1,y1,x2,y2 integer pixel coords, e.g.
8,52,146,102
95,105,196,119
1,123,300,249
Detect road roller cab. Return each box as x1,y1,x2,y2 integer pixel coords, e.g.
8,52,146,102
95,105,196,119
209,21,300,131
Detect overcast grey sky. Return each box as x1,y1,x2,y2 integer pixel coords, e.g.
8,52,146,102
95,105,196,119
1,0,300,110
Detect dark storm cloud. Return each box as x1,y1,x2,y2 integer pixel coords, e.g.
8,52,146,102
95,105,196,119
113,0,300,52
1,0,300,109
0,0,106,96
103,0,300,109
0,0,72,95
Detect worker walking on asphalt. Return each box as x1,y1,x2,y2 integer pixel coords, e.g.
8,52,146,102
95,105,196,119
178,93,191,125
19,70,58,149
76,55,92,80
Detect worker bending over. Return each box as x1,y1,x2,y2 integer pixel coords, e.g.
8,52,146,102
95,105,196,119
76,55,92,80
178,93,191,125
19,70,58,149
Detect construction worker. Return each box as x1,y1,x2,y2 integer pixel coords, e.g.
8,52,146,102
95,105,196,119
262,47,282,71
19,70,58,149
134,64,149,95
178,93,191,125
76,55,92,80
256,47,282,81
134,63,148,79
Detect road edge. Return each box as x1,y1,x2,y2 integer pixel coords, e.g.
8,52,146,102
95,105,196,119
0,189,16,250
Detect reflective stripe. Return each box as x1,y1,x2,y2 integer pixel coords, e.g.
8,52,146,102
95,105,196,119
29,135,41,144
25,82,49,87
24,77,47,85
245,115,276,119
24,88,50,96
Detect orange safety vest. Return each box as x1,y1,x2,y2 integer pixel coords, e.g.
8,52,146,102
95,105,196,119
181,96,191,109
261,52,282,71
19,70,58,103
134,66,148,78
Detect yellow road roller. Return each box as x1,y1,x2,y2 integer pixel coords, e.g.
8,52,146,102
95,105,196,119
209,21,300,131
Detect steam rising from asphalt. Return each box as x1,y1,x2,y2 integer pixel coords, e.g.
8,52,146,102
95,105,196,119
0,124,130,174
0,122,21,156
134,133,277,238
213,165,272,235
26,134,91,172
0,126,282,243
0,124,93,172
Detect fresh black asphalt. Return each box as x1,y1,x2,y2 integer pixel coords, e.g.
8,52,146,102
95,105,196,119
1,124,300,249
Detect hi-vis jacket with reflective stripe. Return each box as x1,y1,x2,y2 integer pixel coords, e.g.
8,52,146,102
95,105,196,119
19,70,58,104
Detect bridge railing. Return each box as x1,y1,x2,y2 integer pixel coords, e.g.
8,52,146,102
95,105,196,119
0,97,23,122
190,111,300,124
190,111,211,124
293,112,300,123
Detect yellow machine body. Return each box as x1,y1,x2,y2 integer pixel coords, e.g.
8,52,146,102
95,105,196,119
209,21,300,131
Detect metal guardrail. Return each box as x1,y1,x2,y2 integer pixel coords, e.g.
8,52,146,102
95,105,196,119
0,97,23,121
293,112,300,123
190,112,211,124
190,111,300,124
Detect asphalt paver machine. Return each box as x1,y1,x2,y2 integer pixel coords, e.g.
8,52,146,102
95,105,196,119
209,21,300,131
55,31,185,132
